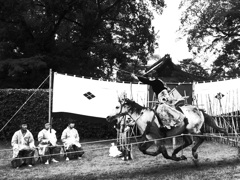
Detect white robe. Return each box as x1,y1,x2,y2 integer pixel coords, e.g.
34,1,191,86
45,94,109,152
38,129,57,155
61,127,81,150
109,143,122,157
11,130,35,158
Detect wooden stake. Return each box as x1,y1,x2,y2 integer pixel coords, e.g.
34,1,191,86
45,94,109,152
173,137,176,150
49,69,52,132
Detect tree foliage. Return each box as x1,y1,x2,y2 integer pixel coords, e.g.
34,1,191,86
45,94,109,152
179,0,240,78
178,58,210,78
0,0,165,88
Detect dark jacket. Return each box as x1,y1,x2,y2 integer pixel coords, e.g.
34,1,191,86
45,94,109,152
138,76,167,96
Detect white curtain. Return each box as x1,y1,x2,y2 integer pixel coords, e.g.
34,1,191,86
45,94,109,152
193,78,240,115
52,73,148,118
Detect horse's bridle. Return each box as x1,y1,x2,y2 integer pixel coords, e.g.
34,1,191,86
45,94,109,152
117,100,127,116
117,100,159,140
126,110,144,125
117,100,144,126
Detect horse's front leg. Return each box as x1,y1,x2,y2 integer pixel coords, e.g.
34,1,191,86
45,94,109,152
138,122,162,156
138,140,172,159
138,140,158,156
172,134,193,161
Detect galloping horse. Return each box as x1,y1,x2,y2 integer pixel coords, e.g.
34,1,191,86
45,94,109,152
106,98,228,161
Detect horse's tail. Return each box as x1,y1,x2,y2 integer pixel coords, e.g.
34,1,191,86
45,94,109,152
201,110,228,136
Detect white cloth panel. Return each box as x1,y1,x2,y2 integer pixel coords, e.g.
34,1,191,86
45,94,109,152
52,73,148,118
193,78,240,115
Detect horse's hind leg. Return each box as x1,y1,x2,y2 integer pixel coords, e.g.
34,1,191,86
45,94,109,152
138,140,172,159
172,134,193,161
160,145,172,160
192,134,205,159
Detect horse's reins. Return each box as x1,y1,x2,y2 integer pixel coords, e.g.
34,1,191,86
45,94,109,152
117,100,143,141
117,108,143,125
126,110,144,124
119,99,157,126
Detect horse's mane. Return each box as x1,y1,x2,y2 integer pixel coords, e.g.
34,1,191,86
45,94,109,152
125,99,146,114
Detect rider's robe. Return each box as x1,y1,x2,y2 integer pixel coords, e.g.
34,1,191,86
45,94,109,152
156,103,185,129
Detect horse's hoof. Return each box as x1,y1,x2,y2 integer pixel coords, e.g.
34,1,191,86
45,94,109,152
172,155,181,161
192,152,198,159
180,155,187,160
192,158,199,167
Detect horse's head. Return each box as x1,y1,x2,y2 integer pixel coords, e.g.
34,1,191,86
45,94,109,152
106,97,137,122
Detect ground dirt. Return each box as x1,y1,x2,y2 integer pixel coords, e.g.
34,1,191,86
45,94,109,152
0,139,240,180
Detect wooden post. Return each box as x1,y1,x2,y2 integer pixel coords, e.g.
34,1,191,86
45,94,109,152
184,90,187,104
192,81,195,106
49,69,52,129
130,143,133,160
238,146,240,159
173,137,176,150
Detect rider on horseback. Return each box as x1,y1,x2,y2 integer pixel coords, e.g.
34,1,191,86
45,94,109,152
131,73,186,130
131,74,184,108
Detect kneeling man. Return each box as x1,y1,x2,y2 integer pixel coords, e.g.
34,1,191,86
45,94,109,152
61,120,84,161
11,122,35,168
38,122,59,164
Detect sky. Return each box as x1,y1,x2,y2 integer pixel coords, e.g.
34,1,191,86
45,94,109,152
151,0,193,64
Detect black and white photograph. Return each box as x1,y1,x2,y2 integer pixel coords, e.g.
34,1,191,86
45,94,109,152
0,0,240,179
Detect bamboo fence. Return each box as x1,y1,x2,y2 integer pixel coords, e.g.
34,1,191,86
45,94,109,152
194,88,240,148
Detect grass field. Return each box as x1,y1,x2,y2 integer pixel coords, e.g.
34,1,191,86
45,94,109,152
0,139,240,180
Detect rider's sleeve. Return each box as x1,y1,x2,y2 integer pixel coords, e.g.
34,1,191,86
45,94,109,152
137,76,151,85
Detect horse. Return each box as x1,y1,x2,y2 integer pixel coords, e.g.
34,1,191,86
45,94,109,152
106,98,228,161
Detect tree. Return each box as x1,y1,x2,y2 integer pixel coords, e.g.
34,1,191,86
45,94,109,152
179,0,240,78
178,58,210,78
0,0,165,88
0,56,48,88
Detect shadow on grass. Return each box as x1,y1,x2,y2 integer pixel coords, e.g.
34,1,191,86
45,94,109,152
31,157,240,180
1,141,239,180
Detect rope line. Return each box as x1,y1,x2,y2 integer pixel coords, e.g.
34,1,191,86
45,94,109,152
1,133,238,161
0,135,142,152
1,135,182,161
0,75,50,132
0,133,238,153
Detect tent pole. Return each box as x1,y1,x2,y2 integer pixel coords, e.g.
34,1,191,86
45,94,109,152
49,69,52,128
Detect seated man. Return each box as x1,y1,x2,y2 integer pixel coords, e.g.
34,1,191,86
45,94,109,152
61,120,84,161
11,122,36,168
38,122,59,165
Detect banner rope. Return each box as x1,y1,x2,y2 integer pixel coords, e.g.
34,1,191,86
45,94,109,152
0,75,50,132
0,135,142,152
